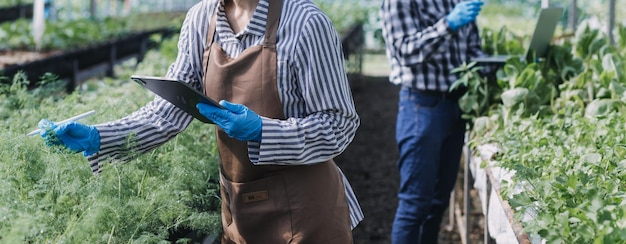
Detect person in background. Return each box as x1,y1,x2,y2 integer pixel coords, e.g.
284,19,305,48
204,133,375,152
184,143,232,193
38,0,362,242
44,0,55,20
379,0,485,243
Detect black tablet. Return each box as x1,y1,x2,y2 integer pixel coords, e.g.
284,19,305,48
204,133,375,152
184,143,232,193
131,75,223,124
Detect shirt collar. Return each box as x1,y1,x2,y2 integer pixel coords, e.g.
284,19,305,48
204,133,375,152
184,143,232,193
216,0,269,42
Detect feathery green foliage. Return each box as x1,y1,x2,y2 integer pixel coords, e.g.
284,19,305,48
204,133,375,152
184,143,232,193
0,34,222,243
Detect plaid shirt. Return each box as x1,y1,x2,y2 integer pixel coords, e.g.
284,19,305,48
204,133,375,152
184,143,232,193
380,0,485,92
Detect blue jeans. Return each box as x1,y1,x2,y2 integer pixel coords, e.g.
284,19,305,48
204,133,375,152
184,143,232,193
391,87,466,244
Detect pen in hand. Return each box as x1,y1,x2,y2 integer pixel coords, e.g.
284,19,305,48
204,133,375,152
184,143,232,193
27,110,96,136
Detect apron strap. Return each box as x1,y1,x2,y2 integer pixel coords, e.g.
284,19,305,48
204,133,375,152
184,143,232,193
202,0,282,79
263,0,282,48
202,13,218,81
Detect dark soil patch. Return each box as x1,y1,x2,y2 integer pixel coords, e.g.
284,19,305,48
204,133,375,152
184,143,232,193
337,75,485,244
337,75,401,243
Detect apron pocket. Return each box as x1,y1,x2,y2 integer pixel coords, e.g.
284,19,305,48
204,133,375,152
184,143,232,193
220,173,292,243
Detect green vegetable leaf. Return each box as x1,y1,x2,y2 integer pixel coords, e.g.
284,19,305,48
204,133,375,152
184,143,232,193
584,99,621,118
501,88,529,108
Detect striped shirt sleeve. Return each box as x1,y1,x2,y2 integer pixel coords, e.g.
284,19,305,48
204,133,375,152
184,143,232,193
247,9,360,166
86,4,204,172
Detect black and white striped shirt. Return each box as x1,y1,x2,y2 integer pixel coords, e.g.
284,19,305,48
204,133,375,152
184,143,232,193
87,0,363,228
380,0,485,91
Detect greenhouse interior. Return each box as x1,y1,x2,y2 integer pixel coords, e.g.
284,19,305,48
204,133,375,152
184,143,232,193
0,0,625,243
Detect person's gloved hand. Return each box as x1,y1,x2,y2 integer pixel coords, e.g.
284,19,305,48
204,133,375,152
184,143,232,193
196,100,262,142
446,0,484,31
38,119,100,156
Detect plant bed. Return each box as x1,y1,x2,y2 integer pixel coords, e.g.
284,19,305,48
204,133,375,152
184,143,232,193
0,3,32,23
0,49,59,68
469,144,534,244
341,23,364,76
0,39,223,242
315,0,370,76
0,27,175,91
458,23,626,243
341,23,364,58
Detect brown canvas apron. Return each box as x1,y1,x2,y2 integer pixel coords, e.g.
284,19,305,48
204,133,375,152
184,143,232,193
201,0,352,243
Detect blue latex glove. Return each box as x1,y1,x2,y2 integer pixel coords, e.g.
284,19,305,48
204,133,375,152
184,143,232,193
196,100,262,142
38,119,101,156
446,0,484,31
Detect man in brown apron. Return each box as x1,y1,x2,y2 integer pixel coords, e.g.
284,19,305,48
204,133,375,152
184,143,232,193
196,0,353,242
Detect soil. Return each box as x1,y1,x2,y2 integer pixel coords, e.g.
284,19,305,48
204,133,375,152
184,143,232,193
336,74,486,244
0,50,59,68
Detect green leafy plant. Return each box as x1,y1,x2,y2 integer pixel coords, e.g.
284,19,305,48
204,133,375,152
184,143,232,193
493,111,626,243
0,0,31,8
481,26,525,56
0,13,183,51
450,62,502,125
470,22,626,243
0,34,222,243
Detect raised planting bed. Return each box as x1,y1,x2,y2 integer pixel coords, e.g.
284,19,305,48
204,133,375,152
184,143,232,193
468,144,536,244
0,3,33,23
0,49,59,67
454,24,626,243
0,27,176,91
340,23,364,76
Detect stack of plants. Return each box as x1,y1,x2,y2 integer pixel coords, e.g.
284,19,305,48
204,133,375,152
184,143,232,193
0,34,222,243
455,23,626,242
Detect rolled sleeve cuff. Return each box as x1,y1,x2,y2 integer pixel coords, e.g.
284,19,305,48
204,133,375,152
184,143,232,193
247,141,261,164
247,117,274,165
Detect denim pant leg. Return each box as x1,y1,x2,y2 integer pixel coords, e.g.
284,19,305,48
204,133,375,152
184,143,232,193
420,108,465,243
391,87,466,244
